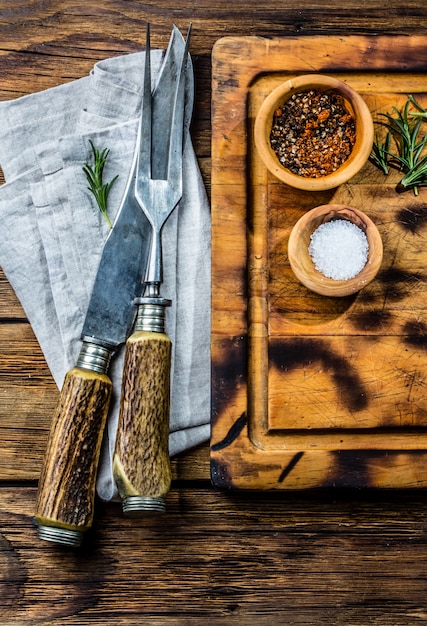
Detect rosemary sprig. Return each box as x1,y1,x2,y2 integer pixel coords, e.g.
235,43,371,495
407,94,427,119
371,95,427,196
370,131,391,175
83,140,118,228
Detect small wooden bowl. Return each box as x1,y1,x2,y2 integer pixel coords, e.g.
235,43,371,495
254,74,374,191
288,204,383,297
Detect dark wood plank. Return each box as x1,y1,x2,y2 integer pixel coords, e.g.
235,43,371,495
0,269,26,319
2,485,427,624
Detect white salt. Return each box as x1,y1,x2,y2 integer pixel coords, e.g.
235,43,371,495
308,219,369,280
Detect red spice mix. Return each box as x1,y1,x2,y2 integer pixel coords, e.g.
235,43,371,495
270,89,356,178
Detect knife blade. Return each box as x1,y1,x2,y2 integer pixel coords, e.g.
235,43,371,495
112,25,193,516
33,25,184,547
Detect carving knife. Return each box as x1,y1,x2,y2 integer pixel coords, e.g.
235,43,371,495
34,25,186,547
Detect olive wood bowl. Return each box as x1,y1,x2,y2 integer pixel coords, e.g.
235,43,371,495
254,74,374,191
287,204,383,297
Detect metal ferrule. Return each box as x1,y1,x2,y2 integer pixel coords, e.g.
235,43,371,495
122,496,166,517
37,524,83,548
76,340,113,374
134,297,171,333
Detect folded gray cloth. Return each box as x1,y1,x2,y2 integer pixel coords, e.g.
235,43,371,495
0,50,211,501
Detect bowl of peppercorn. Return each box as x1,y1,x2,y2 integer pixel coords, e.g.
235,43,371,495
254,74,374,191
287,204,383,297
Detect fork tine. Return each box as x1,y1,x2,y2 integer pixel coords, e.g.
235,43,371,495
134,24,190,285
137,24,152,183
166,26,191,193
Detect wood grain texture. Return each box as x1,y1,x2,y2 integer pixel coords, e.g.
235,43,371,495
113,331,172,501
4,485,427,625
1,1,427,623
211,34,427,490
35,367,112,531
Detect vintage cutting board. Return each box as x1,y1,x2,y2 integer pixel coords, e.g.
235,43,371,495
210,35,427,490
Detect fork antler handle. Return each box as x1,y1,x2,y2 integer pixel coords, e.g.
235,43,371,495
35,344,113,547
113,300,172,515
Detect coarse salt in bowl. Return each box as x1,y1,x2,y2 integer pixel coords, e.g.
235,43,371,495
287,204,383,297
309,220,369,281
254,74,374,191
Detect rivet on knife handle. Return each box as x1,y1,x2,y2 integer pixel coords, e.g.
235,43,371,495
34,341,113,547
113,298,172,515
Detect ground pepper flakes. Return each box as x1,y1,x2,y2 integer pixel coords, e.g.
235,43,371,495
270,89,356,178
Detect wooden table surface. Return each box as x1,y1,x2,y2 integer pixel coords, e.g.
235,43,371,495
1,2,427,624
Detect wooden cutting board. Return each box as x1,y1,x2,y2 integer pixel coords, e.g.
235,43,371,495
210,34,427,490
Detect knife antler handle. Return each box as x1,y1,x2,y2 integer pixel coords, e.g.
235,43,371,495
34,341,113,547
113,298,172,516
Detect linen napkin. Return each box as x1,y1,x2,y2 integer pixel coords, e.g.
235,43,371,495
0,48,211,501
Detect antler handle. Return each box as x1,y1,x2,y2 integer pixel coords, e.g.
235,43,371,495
113,300,172,516
35,351,112,547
